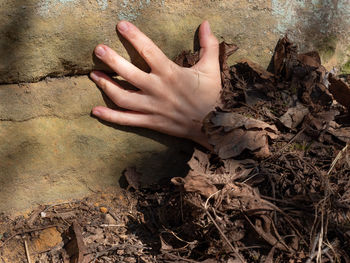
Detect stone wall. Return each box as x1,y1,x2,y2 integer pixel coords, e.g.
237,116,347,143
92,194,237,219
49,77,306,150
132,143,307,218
1,0,349,214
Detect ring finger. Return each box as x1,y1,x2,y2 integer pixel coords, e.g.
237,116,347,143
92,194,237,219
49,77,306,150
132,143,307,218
91,71,154,113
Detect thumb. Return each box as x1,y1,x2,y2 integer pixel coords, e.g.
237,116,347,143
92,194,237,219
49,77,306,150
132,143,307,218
194,21,219,73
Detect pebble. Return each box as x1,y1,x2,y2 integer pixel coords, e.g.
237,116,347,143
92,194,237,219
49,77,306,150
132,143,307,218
100,207,108,213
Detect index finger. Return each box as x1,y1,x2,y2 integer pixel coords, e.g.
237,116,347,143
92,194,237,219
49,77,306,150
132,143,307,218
117,21,170,74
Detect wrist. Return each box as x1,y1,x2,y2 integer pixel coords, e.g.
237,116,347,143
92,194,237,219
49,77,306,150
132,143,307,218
187,121,213,150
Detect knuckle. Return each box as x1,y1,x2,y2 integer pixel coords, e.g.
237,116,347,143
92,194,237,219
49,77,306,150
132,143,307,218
140,44,155,60
109,54,119,67
210,35,219,47
120,67,137,81
162,62,179,81
122,71,135,82
104,111,114,122
128,27,138,40
98,78,108,90
114,94,127,106
117,115,130,126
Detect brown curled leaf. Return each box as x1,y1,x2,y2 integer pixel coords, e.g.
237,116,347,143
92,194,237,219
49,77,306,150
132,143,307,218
204,111,278,159
187,148,210,174
124,167,142,190
65,222,88,263
328,126,350,143
279,103,309,129
171,172,218,198
328,74,350,109
174,50,200,67
298,51,321,68
267,36,298,78
235,59,275,82
219,42,239,72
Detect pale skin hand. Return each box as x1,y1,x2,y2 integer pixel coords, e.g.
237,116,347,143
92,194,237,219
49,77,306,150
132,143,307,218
90,20,221,149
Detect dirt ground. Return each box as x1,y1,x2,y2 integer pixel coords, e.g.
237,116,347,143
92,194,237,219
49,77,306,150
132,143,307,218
1,37,350,263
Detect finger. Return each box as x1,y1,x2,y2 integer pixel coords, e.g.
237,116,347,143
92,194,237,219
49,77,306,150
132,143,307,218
117,21,170,73
90,71,153,113
92,106,154,128
194,21,220,73
94,44,149,89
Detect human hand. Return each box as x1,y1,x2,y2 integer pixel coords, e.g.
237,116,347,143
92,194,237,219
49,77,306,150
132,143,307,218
90,20,221,149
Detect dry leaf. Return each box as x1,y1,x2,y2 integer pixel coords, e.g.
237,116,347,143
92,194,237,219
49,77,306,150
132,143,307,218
279,103,309,129
205,111,278,159
236,59,274,81
171,172,218,198
187,149,210,174
268,36,298,78
328,127,350,143
329,74,350,109
124,167,142,190
65,222,88,263
219,42,238,73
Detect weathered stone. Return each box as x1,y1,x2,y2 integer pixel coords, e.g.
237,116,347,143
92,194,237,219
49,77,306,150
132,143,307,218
0,76,193,214
1,0,349,84
29,227,63,254
1,0,350,215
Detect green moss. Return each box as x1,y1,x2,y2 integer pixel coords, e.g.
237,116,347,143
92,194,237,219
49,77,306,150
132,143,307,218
316,36,338,62
341,60,350,74
293,142,311,152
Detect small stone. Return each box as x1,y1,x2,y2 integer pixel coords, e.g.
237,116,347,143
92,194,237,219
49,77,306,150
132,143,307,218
104,214,117,225
100,207,108,213
125,257,136,263
97,245,105,252
29,227,62,254
119,234,128,240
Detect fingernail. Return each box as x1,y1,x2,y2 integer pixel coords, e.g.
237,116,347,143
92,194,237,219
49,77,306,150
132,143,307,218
203,21,211,35
93,109,101,117
90,72,99,81
118,21,129,32
95,46,106,58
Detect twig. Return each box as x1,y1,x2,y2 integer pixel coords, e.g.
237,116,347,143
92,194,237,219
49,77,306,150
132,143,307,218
327,144,349,176
241,212,290,252
163,252,200,263
161,227,195,245
242,172,259,184
0,225,60,248
306,233,320,263
205,209,245,262
259,199,306,244
180,191,184,222
89,244,144,262
307,240,338,263
24,239,32,263
316,209,325,263
204,192,246,263
100,224,125,227
264,127,306,162
42,200,79,213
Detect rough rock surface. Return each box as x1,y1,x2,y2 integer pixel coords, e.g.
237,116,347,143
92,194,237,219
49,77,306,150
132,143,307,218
0,76,193,214
1,0,350,215
1,0,349,84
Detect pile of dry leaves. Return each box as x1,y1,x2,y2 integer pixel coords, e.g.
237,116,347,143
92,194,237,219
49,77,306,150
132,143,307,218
1,37,349,263
167,36,350,262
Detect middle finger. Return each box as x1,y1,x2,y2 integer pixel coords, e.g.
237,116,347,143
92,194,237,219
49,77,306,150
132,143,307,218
117,21,170,74
91,71,155,113
94,44,150,90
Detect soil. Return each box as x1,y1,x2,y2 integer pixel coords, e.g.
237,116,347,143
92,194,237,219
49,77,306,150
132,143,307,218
1,37,350,263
